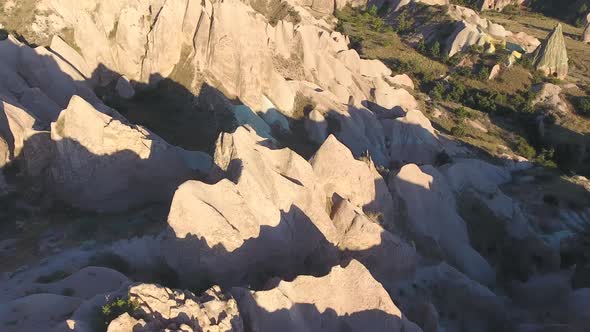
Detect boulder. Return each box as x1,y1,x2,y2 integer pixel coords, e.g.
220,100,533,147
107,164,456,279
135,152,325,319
532,83,570,114
446,20,488,57
390,164,495,285
584,23,590,43
107,284,243,332
232,260,421,332
532,24,569,79
385,74,415,90
50,96,212,212
488,64,501,80
311,135,395,225
382,109,443,165
371,79,418,114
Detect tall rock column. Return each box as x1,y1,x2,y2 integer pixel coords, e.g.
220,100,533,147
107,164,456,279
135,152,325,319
531,23,569,79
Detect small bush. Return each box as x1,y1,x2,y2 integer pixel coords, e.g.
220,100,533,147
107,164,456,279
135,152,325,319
451,125,468,137
101,296,140,328
453,106,473,119
430,41,441,58
515,137,536,159
575,96,590,116
431,81,446,101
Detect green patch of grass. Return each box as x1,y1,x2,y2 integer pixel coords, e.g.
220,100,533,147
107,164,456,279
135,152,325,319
100,296,140,329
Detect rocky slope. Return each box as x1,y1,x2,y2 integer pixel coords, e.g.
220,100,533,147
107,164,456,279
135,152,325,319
1,0,590,331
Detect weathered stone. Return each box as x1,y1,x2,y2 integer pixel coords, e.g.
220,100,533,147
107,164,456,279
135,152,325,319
232,260,421,332
391,164,495,285
532,24,569,79
311,135,395,225
109,284,244,332
382,109,443,165
115,76,135,99
50,96,212,212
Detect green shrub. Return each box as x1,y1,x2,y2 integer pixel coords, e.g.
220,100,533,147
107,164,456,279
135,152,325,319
101,296,140,328
451,125,468,137
515,137,536,159
430,41,441,58
477,66,490,81
453,106,473,119
576,96,590,116
416,39,427,54
448,81,466,102
431,81,446,100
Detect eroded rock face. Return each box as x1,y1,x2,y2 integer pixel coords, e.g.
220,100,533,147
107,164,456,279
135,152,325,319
49,96,212,212
480,0,524,11
331,197,417,286
390,164,495,285
106,284,243,332
232,259,422,332
164,127,339,287
311,135,395,225
382,110,443,166
532,83,570,114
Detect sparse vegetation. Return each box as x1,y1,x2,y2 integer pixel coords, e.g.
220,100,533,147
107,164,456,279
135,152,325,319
100,296,140,328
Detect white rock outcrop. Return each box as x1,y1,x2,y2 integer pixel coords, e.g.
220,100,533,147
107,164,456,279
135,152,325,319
232,260,422,332
391,164,495,285
383,110,443,165
107,284,243,332
50,96,212,212
311,135,395,225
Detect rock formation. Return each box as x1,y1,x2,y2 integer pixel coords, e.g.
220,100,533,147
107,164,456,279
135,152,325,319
0,0,589,331
584,22,590,43
232,259,422,332
479,0,525,11
532,23,569,79
49,96,213,212
107,284,243,332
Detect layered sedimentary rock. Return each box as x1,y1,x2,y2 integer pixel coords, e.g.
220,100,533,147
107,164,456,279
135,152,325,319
532,24,569,79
